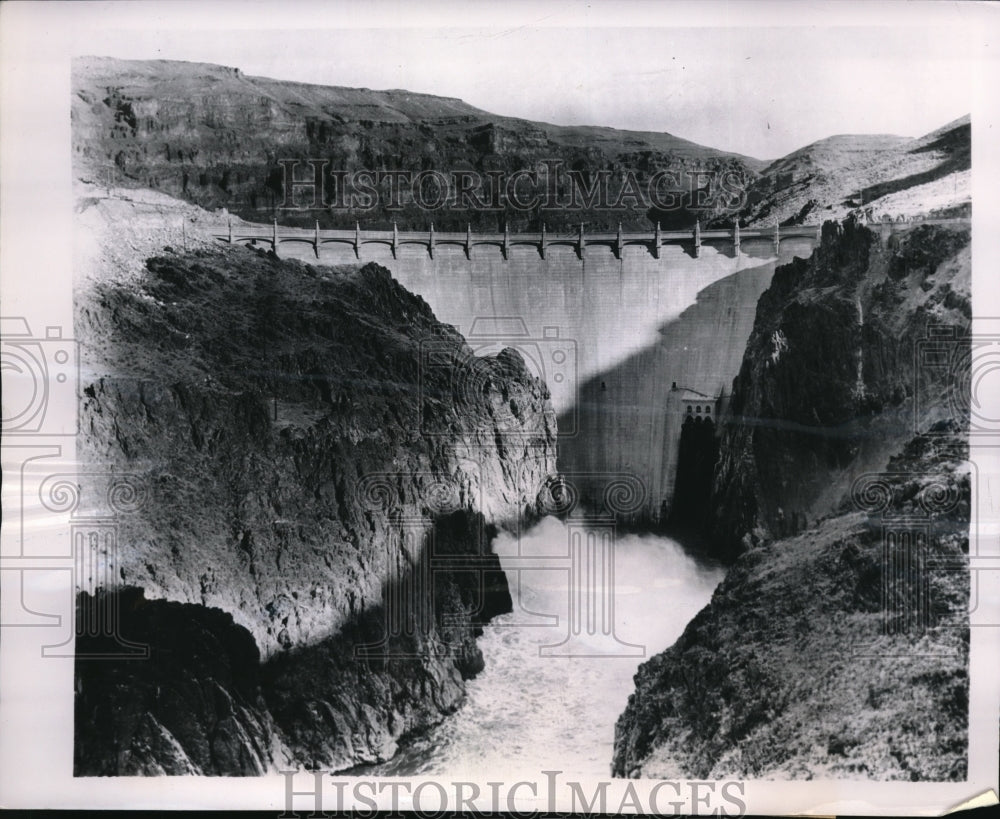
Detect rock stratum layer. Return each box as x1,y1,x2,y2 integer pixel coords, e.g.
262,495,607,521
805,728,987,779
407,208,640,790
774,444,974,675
613,219,971,780
74,248,557,774
71,56,759,232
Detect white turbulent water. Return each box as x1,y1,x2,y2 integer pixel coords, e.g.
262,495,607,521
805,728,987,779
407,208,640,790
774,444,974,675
364,516,724,778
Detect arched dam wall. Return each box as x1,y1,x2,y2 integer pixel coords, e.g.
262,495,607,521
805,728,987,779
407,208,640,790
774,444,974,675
274,235,818,520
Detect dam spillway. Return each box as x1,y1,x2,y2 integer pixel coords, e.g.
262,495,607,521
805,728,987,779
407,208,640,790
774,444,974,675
250,231,819,521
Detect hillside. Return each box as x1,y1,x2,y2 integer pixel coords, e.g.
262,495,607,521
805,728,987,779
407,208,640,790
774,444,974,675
710,218,970,559
615,435,969,780
740,117,970,227
72,56,763,233
72,190,558,773
71,57,971,233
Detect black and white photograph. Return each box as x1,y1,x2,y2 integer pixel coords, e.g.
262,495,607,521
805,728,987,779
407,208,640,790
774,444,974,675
1,1,999,814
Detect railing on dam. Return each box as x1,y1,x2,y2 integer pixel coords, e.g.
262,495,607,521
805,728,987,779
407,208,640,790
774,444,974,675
214,216,969,260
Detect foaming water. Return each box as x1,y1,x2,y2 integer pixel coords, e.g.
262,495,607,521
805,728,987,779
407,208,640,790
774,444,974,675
362,516,723,778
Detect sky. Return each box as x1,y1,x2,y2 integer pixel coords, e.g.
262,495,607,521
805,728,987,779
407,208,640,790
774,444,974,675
6,1,988,159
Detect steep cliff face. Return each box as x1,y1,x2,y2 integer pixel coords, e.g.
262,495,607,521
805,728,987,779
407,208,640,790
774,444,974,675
74,248,557,773
613,218,971,780
710,219,970,561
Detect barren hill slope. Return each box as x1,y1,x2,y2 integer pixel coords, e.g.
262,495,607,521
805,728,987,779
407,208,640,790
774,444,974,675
741,116,970,227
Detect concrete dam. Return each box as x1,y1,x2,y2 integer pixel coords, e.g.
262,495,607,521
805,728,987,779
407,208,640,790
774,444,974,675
227,226,819,521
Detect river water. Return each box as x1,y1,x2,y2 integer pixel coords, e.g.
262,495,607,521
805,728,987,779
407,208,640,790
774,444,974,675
364,516,724,778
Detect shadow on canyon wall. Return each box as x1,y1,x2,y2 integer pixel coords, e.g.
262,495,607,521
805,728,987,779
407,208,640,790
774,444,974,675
555,256,785,541
74,509,514,776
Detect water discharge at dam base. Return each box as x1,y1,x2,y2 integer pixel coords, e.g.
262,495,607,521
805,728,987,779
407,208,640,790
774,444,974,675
356,516,725,778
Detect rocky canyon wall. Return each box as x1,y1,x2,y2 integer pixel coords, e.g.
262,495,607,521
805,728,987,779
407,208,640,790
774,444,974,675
613,218,972,780
71,56,762,234
710,219,972,561
73,248,558,774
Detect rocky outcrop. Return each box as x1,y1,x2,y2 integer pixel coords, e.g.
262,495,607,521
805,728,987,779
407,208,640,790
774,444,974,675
613,218,971,780
74,248,557,773
614,433,970,780
710,218,970,562
75,588,277,775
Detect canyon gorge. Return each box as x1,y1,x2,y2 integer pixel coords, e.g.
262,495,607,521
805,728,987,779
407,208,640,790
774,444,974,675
70,57,973,781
